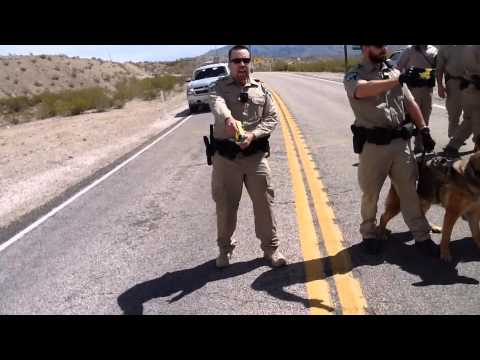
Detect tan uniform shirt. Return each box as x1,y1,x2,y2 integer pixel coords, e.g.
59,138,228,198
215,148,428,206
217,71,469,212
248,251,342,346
464,45,480,82
209,75,278,140
397,45,438,71
344,60,415,129
437,45,467,78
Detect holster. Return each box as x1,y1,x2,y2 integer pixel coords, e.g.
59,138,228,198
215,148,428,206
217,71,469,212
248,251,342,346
203,124,216,165
351,125,367,154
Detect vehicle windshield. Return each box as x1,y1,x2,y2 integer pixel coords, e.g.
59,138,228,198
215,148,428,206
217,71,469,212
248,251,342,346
194,66,227,80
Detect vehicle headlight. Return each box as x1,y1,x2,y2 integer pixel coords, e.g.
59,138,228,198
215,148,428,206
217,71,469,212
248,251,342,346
187,88,195,95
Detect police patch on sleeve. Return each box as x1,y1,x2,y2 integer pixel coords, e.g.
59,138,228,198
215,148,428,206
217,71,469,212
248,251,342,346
345,72,358,81
208,82,217,94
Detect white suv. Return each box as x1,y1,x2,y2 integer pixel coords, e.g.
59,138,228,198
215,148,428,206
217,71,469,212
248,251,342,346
186,63,229,113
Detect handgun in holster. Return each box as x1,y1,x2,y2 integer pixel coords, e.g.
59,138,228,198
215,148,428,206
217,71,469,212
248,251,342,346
351,125,367,154
203,124,216,166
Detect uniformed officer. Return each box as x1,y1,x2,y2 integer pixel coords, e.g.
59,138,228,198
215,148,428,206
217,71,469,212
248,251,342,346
462,45,480,146
437,45,468,140
396,45,438,153
344,44,439,256
208,45,287,268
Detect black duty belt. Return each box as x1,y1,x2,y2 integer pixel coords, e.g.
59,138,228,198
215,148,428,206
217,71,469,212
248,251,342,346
214,136,270,160
445,72,466,83
361,126,413,145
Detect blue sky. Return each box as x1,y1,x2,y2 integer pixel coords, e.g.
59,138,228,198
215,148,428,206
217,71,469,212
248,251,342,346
0,45,224,62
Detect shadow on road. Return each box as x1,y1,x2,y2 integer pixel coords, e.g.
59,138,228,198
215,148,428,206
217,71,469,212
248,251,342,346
118,233,480,315
175,109,190,118
252,232,480,311
117,258,265,315
175,106,211,118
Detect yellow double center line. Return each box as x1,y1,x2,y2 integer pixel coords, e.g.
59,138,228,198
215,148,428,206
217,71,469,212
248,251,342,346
270,89,367,315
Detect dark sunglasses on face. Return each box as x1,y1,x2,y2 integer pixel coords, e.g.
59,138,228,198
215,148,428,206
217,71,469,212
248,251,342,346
230,58,251,65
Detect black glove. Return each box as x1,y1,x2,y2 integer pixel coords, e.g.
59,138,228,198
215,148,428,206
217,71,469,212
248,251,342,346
399,67,434,88
420,127,435,153
399,67,417,86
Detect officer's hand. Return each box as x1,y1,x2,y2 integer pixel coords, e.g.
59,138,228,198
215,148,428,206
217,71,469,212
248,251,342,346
225,117,238,138
420,127,436,153
399,68,415,86
438,84,447,99
399,67,425,87
239,133,255,150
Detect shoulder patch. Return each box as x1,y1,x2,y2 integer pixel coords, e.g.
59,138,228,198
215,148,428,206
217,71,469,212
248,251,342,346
264,88,272,98
259,84,272,98
208,81,217,93
345,72,358,81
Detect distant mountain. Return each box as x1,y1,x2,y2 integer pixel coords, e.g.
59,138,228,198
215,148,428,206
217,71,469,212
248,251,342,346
203,45,406,59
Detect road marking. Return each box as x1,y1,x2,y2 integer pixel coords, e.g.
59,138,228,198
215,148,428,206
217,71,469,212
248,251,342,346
284,73,342,85
275,92,335,315
0,115,192,254
271,89,368,315
280,73,448,111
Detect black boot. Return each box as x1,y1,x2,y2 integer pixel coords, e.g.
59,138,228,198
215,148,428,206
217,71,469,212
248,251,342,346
414,238,440,257
362,238,383,255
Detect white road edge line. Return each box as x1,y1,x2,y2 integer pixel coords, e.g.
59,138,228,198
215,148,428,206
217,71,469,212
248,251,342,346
0,115,192,254
282,73,448,110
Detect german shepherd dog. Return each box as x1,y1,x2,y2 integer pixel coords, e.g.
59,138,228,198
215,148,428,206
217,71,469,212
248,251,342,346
378,152,480,262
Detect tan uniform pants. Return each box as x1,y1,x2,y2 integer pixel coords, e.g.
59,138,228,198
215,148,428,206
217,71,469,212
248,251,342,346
410,87,433,152
447,86,476,149
358,138,430,241
462,87,480,145
211,151,278,253
446,78,464,138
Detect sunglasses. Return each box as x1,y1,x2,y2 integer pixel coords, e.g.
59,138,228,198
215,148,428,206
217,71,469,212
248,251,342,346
230,58,251,65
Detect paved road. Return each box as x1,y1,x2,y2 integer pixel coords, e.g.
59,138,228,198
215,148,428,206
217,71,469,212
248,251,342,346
1,72,479,314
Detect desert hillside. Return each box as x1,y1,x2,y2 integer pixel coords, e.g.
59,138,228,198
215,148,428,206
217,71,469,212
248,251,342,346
0,54,151,98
